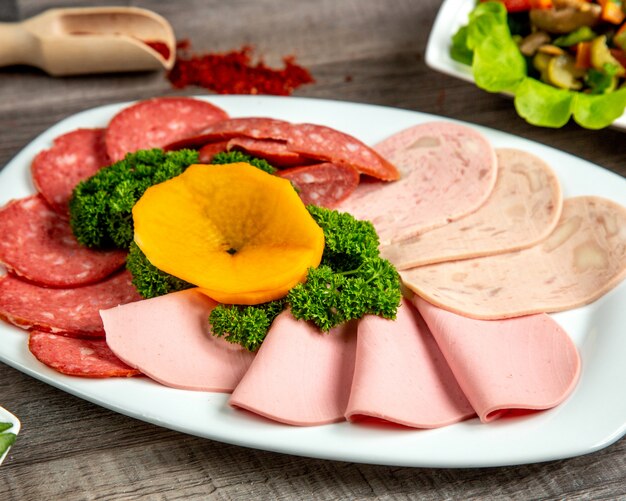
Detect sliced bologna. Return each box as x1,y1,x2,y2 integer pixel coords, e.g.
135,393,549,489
413,296,580,422
31,128,110,216
402,196,626,319
345,298,475,428
229,311,357,426
381,148,562,269
166,117,400,180
337,121,498,244
105,97,229,162
29,331,140,378
102,289,255,392
277,163,359,207
0,195,126,287
0,270,141,337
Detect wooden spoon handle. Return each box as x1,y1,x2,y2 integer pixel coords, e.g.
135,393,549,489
0,22,38,68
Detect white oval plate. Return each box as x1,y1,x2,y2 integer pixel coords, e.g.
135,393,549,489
0,406,20,466
0,96,625,467
425,0,626,131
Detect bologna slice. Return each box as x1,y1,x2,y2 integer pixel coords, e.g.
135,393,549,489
402,196,626,319
414,297,580,422
229,311,357,426
0,270,141,337
277,163,359,207
31,128,110,216
102,289,255,392
336,122,498,244
381,148,562,269
345,298,475,428
0,195,126,287
29,330,140,378
105,97,229,162
166,117,400,180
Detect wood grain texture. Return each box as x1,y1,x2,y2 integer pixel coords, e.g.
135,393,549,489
1,0,625,499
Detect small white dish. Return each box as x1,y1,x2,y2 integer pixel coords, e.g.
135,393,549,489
425,0,626,131
0,406,20,466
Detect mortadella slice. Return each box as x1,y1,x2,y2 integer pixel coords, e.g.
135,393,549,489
336,122,498,244
381,148,562,269
102,289,255,392
402,196,626,319
345,298,475,428
229,311,358,426
413,296,581,422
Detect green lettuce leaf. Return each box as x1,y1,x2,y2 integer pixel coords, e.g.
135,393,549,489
514,77,574,128
450,26,473,66
573,88,626,129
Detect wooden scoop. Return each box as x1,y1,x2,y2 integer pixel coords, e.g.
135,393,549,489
0,6,175,76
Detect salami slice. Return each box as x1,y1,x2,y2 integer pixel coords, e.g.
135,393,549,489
277,163,359,207
0,195,126,287
105,97,229,162
166,117,400,180
29,330,140,377
31,128,109,216
0,270,142,337
228,137,310,167
198,141,230,163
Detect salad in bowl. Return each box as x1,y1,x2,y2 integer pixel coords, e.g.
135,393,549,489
451,0,626,128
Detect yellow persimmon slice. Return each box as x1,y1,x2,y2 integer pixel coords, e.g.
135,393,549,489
132,163,325,304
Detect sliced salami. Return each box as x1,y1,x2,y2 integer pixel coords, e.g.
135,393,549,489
166,117,400,180
29,330,141,378
31,128,109,216
198,141,230,163
227,137,311,167
277,163,359,207
105,97,229,162
0,270,142,337
0,195,126,287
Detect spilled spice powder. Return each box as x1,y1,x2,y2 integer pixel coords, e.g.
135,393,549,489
167,42,314,95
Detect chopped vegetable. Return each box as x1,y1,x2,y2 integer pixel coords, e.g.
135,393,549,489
0,422,16,458
69,149,198,249
132,162,325,305
126,242,193,298
451,1,626,128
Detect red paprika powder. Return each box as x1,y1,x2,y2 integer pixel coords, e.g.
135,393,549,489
167,42,314,95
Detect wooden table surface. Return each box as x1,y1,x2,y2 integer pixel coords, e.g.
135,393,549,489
1,0,625,499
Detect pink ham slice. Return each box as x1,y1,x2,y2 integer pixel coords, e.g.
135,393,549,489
336,121,497,244
229,311,358,426
413,296,581,422
402,196,626,319
102,289,255,392
105,97,229,162
0,270,141,337
29,330,140,378
0,195,126,287
380,148,562,269
345,298,475,427
31,128,110,216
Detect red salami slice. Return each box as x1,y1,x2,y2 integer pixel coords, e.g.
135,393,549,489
0,195,126,287
285,123,400,181
166,117,399,180
31,128,109,216
0,270,142,337
198,141,230,163
29,330,141,377
227,137,310,167
278,163,359,207
105,97,229,162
